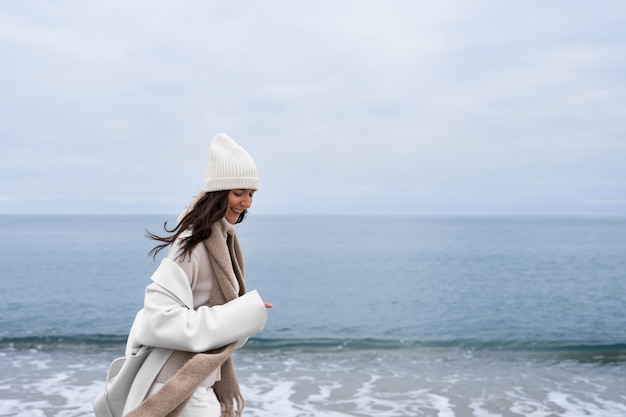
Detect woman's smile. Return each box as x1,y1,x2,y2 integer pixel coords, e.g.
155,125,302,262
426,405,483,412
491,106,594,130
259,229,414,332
225,189,254,223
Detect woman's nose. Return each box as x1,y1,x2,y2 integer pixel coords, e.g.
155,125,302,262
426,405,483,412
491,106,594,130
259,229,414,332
242,195,252,208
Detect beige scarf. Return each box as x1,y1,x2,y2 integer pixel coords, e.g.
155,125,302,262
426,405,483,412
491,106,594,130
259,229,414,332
127,219,246,417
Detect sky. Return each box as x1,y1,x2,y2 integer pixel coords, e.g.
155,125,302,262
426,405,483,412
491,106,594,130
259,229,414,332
1,1,625,216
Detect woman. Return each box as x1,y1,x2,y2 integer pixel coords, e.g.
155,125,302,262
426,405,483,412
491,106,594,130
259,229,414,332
125,133,271,417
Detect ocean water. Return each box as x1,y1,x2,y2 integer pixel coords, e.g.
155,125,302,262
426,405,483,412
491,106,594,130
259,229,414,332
0,214,625,416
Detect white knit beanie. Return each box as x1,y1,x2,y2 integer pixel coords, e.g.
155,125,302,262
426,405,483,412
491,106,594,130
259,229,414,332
203,133,259,192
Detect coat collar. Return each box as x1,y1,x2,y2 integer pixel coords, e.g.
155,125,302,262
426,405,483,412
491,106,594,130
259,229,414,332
150,258,194,309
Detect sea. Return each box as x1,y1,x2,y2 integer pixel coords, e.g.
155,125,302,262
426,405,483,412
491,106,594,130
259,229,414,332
0,214,625,417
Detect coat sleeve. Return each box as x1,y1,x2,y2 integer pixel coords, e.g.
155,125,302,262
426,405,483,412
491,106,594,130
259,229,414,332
133,258,268,352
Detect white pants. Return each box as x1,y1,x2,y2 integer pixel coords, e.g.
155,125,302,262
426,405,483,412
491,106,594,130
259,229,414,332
147,383,221,417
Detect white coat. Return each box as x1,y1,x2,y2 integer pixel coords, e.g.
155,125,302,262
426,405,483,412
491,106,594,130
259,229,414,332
120,257,268,414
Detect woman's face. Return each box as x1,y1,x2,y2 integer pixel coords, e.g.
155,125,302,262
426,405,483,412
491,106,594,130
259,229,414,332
225,189,255,224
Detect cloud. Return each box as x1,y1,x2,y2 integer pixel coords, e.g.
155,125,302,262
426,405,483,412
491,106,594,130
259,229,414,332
1,1,625,215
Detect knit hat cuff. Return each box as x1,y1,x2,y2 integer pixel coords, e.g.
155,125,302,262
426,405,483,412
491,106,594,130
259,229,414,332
203,177,259,192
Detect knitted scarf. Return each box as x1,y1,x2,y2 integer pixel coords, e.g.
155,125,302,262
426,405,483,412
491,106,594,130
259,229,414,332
127,219,246,417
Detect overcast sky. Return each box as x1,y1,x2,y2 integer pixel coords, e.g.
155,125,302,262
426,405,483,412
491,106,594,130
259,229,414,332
1,1,625,215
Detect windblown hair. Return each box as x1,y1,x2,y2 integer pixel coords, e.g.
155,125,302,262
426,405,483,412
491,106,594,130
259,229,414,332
147,190,247,260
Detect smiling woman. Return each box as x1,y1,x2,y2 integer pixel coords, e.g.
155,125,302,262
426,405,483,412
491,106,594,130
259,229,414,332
94,133,272,417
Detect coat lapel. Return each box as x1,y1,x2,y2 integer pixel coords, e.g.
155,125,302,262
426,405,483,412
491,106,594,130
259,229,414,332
150,258,194,309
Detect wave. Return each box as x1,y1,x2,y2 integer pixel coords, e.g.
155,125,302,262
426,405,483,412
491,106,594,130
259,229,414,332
0,334,128,346
244,338,626,354
2,334,625,354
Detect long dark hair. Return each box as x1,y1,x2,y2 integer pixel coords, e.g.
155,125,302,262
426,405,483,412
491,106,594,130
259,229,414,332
147,190,247,260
